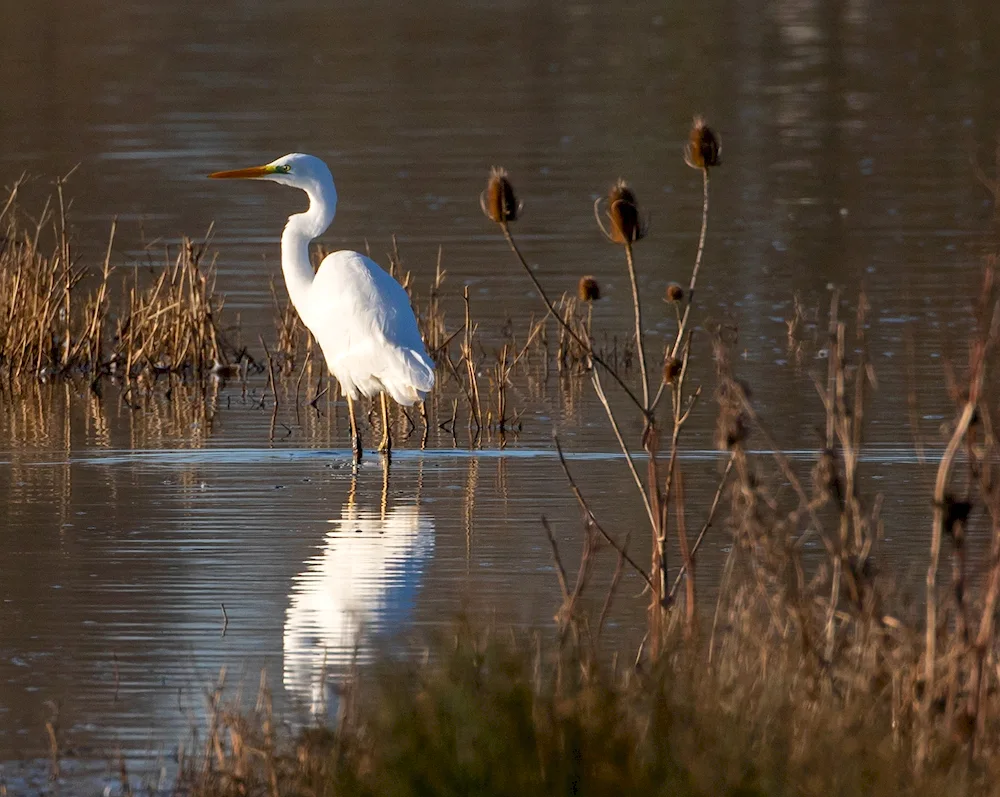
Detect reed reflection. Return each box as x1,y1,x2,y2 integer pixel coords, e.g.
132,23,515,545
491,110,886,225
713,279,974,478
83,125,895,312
283,464,434,713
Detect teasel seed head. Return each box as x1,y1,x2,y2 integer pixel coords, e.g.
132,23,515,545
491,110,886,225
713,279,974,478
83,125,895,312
480,167,520,224
598,179,647,244
685,116,721,170
663,356,683,384
665,282,685,303
578,275,601,302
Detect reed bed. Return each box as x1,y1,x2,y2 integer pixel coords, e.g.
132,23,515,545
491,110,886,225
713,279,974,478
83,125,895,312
0,176,627,452
0,178,242,398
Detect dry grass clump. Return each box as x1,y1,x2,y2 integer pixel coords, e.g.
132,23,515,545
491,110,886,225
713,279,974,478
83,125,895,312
114,236,231,384
0,180,240,394
0,177,106,384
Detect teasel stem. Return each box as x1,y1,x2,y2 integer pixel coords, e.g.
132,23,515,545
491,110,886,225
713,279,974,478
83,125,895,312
590,365,656,530
672,168,709,358
652,168,710,413
923,392,981,761
668,452,735,600
553,435,654,590
624,240,649,410
498,221,647,416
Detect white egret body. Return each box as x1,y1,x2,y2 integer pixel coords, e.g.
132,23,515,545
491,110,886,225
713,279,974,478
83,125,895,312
209,153,435,458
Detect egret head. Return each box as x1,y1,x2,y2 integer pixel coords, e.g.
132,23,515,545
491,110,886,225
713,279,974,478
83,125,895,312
209,153,333,192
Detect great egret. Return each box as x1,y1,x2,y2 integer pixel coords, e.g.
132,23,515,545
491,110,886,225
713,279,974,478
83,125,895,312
209,153,435,459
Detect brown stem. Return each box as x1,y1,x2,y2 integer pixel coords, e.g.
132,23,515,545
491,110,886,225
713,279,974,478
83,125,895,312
970,510,1000,747
674,463,696,637
590,368,656,529
554,436,653,590
924,400,979,720
670,168,710,361
623,241,649,409
541,516,571,606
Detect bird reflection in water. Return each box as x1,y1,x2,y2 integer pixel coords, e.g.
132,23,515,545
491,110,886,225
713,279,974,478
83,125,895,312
283,463,433,714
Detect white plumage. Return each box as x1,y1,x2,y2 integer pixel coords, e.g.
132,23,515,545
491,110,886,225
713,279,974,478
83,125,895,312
306,250,435,405
210,152,435,457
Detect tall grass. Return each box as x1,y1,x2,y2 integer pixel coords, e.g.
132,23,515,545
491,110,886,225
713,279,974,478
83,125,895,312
0,177,239,395
472,117,1000,780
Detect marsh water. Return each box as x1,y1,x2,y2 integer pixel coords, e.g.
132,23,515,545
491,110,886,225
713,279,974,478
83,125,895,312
3,0,1000,790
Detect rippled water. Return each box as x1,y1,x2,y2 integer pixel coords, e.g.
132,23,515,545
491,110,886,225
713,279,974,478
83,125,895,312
2,0,1000,789
0,433,654,778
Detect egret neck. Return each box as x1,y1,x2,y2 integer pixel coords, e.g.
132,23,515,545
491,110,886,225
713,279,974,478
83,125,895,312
280,176,338,321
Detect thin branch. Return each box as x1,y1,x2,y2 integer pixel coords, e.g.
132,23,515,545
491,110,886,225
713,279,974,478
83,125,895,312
597,545,627,639
670,169,710,360
541,516,571,604
925,399,980,713
554,436,654,590
623,241,649,409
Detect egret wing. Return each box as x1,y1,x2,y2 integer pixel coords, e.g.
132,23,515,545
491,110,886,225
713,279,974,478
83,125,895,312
307,251,434,403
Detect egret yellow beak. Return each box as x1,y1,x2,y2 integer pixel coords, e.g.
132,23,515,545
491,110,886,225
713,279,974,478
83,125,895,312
208,164,275,179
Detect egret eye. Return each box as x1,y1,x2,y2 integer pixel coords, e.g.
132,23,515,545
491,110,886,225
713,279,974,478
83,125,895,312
275,164,291,174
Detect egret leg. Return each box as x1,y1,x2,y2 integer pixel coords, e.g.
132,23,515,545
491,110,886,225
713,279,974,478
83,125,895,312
347,394,362,462
378,392,392,454
419,401,429,450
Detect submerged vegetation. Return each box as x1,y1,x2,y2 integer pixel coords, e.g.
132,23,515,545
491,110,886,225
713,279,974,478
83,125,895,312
11,119,1000,795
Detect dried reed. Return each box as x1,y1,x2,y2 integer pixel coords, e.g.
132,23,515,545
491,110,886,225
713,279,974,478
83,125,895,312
0,181,240,397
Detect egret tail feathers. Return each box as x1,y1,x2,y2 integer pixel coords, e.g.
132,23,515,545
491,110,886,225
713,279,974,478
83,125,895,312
382,348,435,405
329,344,435,405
